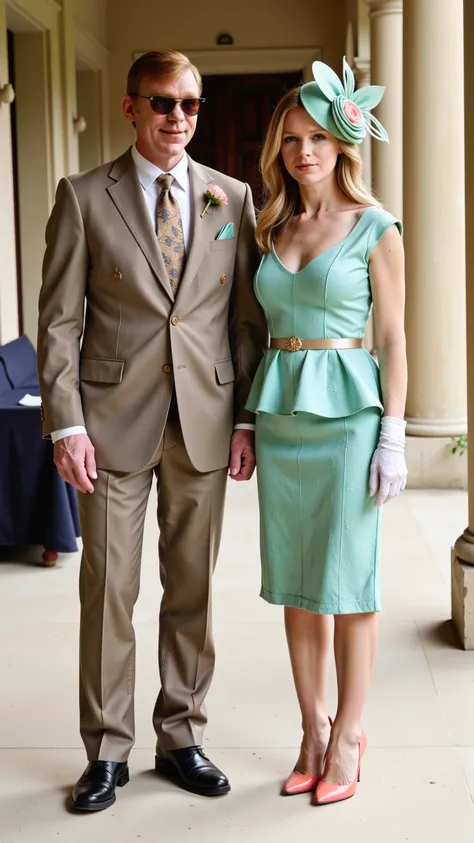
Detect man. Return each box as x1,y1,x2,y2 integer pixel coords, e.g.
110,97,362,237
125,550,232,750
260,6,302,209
37,50,266,812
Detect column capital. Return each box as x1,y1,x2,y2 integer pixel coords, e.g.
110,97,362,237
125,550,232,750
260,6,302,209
353,57,371,87
364,0,403,17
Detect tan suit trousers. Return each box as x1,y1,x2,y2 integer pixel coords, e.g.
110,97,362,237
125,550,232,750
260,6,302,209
78,397,228,762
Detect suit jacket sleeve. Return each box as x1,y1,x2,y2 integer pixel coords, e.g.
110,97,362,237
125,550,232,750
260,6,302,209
229,183,268,426
37,177,88,436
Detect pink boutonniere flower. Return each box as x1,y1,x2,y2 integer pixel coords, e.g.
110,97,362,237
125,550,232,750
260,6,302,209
201,184,229,218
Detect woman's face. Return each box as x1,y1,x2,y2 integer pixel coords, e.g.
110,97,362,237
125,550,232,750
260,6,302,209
280,107,341,186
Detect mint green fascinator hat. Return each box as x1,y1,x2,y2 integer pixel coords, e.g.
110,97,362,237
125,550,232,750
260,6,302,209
300,56,389,144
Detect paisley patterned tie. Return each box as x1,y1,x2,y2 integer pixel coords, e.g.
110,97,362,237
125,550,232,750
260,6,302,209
156,173,186,295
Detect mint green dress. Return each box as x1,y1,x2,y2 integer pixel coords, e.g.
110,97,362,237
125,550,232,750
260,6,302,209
246,207,402,615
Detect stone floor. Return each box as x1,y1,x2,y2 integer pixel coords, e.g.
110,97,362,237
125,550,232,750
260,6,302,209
0,481,473,841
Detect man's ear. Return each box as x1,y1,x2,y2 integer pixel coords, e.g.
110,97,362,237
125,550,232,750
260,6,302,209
122,94,136,125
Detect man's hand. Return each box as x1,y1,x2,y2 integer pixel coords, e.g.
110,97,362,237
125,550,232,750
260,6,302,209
229,429,256,482
54,433,97,494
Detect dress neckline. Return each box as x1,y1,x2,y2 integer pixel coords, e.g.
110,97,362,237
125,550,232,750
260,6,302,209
271,207,372,275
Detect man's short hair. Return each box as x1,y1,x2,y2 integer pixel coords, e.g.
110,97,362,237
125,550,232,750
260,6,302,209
127,50,202,95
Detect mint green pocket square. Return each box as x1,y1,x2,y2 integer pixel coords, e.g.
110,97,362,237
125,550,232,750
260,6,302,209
216,223,234,240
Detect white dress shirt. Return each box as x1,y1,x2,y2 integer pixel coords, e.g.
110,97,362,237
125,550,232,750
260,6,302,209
51,145,253,443
131,143,192,246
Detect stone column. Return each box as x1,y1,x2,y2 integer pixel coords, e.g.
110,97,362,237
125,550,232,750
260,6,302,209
452,0,474,649
403,0,467,488
345,20,355,67
353,58,372,190
364,0,403,219
353,57,374,352
0,2,20,342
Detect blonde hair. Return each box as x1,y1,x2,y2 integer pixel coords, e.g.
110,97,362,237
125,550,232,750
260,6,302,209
127,50,202,95
256,88,381,253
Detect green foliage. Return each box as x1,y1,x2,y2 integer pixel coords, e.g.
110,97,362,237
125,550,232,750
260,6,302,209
451,435,468,456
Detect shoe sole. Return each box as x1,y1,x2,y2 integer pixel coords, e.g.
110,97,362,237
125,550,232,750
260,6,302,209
70,793,117,812
155,758,231,797
70,768,129,812
314,793,355,806
314,789,356,807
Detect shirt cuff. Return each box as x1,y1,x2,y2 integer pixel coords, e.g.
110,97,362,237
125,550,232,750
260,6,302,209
233,424,256,432
51,425,87,443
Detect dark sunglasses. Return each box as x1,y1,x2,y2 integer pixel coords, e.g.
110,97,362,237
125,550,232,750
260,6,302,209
130,94,206,116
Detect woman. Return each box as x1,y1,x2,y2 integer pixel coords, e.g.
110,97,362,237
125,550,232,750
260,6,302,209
246,58,407,806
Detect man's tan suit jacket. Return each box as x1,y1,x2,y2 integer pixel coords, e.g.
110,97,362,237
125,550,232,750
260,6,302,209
37,149,267,472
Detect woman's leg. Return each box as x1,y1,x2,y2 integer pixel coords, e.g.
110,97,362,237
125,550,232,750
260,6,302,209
284,606,332,774
322,611,377,784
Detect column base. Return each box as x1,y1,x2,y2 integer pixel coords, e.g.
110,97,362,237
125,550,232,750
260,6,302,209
406,435,467,489
451,548,474,649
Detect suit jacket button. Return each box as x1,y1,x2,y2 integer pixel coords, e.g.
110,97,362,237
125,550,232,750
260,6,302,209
171,315,180,326
113,268,122,280
220,274,227,284
162,364,172,374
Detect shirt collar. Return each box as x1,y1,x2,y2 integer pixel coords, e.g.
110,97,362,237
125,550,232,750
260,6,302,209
131,144,189,192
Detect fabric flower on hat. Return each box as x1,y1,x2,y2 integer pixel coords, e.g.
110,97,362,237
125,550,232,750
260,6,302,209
300,56,389,145
343,100,363,124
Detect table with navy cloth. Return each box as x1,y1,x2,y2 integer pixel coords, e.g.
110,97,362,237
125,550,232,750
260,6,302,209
0,336,80,556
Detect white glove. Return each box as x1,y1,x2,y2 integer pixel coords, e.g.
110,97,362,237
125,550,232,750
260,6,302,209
369,416,407,507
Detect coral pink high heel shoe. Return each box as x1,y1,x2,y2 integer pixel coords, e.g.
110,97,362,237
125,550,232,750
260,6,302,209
314,730,367,806
282,769,320,796
281,717,333,796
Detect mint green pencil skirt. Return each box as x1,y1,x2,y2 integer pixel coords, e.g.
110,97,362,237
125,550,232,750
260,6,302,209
255,408,382,615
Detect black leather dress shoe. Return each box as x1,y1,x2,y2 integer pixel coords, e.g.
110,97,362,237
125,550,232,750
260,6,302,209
71,760,129,812
155,746,230,796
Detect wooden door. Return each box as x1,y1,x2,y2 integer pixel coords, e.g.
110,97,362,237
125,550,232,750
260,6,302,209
187,72,302,209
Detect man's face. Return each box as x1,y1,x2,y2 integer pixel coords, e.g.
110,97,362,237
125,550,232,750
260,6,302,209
122,69,200,167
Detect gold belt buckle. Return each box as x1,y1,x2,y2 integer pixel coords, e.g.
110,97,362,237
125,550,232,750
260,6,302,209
286,336,303,352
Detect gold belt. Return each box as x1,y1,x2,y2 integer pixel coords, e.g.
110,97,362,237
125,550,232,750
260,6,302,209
270,337,364,352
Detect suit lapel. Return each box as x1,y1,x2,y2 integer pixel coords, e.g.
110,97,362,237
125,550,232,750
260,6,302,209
175,157,214,302
107,150,174,302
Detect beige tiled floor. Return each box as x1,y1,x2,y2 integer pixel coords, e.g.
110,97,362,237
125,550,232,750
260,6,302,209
1,482,473,841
